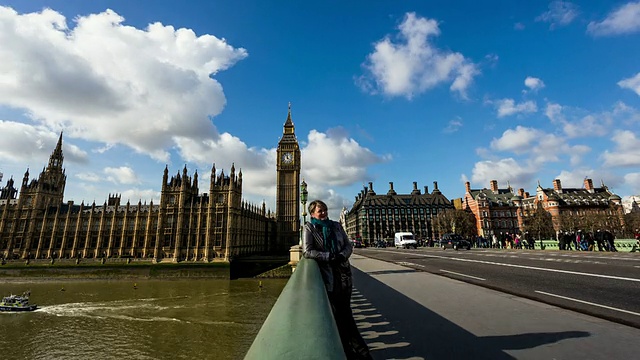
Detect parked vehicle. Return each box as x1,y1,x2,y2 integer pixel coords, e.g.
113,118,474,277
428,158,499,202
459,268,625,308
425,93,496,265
438,233,471,250
374,239,387,248
352,239,364,248
394,232,418,249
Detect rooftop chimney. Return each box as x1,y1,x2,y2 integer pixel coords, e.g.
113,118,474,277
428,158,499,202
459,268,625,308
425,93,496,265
387,182,397,196
424,186,429,194
553,179,562,193
518,188,525,197
465,181,471,193
411,181,421,195
490,180,498,193
584,178,594,192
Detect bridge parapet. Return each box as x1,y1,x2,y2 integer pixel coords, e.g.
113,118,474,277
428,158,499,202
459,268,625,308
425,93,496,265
244,257,346,360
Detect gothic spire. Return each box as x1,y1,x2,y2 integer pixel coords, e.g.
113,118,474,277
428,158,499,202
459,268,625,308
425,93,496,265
47,132,64,170
285,102,293,126
281,103,297,141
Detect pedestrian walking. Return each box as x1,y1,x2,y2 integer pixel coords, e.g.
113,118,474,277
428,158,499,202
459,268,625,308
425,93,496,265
633,229,640,252
604,230,617,252
595,229,605,251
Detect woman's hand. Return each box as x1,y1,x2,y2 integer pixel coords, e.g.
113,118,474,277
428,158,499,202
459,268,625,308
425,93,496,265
334,253,347,263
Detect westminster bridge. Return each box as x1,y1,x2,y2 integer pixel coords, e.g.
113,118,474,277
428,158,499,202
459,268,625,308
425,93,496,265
247,243,640,359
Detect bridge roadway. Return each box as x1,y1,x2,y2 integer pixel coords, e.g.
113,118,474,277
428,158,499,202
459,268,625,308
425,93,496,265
349,249,640,360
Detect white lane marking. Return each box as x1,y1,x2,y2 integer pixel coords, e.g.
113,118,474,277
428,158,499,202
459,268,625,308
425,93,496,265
535,290,640,317
383,250,640,283
440,269,486,281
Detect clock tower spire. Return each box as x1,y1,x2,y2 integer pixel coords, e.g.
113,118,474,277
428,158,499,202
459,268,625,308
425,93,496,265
276,103,301,252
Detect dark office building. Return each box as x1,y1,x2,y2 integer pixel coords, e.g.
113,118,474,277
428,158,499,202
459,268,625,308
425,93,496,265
344,181,454,245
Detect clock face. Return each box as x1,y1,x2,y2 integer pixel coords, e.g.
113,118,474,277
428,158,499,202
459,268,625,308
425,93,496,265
282,152,294,164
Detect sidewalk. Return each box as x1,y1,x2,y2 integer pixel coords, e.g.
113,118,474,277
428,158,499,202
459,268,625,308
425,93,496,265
349,254,640,360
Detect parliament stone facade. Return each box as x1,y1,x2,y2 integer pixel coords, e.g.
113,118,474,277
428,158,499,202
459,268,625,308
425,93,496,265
0,108,301,262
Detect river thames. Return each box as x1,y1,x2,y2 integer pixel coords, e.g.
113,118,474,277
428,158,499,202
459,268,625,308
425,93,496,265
0,278,287,360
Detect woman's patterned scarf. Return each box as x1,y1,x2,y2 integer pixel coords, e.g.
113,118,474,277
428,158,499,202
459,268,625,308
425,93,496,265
310,217,336,254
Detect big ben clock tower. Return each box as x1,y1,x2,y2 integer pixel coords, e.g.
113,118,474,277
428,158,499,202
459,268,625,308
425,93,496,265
276,103,301,252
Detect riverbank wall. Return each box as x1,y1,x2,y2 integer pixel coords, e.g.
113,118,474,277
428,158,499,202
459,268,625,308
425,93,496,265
0,259,230,280
0,255,291,280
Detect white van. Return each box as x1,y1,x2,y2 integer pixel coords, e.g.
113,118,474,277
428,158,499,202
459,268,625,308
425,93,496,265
394,232,417,249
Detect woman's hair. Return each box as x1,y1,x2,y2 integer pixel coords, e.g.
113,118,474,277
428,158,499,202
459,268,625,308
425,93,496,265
308,200,328,214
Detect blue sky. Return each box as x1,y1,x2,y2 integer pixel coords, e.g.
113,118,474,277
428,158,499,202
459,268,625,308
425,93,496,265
1,1,639,219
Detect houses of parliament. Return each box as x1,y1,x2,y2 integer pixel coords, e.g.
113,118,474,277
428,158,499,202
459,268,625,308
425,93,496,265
0,108,301,262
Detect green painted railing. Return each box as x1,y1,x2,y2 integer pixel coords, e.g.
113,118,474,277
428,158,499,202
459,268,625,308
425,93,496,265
533,239,638,251
244,257,346,360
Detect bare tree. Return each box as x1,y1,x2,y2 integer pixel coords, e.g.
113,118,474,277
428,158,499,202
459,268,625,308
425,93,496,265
434,209,477,239
524,203,555,240
624,212,640,238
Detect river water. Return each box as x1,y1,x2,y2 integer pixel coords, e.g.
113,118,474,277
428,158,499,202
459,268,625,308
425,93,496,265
0,278,287,360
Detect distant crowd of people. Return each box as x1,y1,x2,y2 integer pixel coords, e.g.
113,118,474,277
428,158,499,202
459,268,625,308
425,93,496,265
557,229,617,251
469,229,629,252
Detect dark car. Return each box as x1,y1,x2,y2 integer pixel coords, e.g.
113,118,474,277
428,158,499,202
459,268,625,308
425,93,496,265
352,239,364,248
373,239,387,248
438,233,471,250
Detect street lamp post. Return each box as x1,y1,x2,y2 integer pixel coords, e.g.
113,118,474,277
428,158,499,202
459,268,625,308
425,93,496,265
300,179,308,246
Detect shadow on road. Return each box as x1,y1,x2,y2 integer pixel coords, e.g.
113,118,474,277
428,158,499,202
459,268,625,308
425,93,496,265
351,267,591,360
480,331,590,350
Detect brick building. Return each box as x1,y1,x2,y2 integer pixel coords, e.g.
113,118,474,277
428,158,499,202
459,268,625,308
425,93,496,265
463,178,624,237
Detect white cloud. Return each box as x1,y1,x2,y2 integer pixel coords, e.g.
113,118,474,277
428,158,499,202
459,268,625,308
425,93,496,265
524,76,545,91
587,1,640,36
613,101,640,124
514,22,525,30
303,129,389,187
544,102,616,138
536,1,580,29
624,173,640,194
76,172,100,182
360,12,479,99
470,158,537,187
119,188,161,204
545,102,565,123
495,99,537,117
0,6,247,162
602,130,640,167
568,145,591,166
164,126,390,211
618,72,640,96
483,124,591,169
0,120,88,165
443,118,463,133
306,187,352,221
562,114,610,138
490,126,541,154
172,132,277,201
555,169,597,188
530,134,565,164
104,166,139,184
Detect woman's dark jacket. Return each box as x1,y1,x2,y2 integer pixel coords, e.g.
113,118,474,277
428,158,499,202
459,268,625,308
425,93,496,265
302,220,353,293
